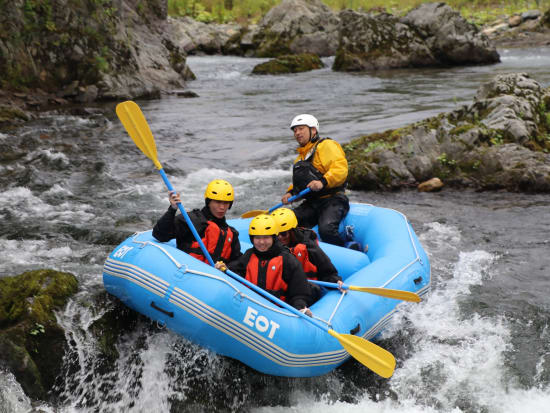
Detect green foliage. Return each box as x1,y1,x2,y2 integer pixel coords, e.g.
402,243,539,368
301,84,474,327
169,0,277,23
437,153,457,166
362,140,395,153
95,55,109,72
450,123,476,135
167,0,550,26
29,323,45,336
490,132,504,146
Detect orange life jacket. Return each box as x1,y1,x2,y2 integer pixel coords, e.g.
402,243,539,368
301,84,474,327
189,221,234,263
245,254,287,301
290,243,318,280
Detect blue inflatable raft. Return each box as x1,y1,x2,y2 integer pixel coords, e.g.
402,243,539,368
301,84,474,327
103,203,431,377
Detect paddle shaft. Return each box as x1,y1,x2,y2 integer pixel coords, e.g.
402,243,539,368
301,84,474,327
116,101,215,267
241,188,312,218
222,268,395,377
158,169,216,267
224,268,331,333
270,188,311,212
219,267,394,376
309,279,421,302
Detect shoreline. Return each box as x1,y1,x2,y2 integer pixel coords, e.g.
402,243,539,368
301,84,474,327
1,30,549,126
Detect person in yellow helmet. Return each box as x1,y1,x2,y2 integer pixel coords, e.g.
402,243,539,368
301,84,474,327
153,179,242,264
215,214,312,314
271,208,342,282
271,208,343,300
281,114,350,247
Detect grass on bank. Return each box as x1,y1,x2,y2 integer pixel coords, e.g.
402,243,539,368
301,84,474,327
168,0,550,26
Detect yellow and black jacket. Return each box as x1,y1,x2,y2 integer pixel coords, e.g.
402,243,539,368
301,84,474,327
287,137,348,198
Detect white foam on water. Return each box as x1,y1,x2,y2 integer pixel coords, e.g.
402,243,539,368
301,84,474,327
0,239,72,266
98,333,174,412
0,370,32,413
490,386,550,412
44,183,74,197
0,186,95,224
250,221,550,412
137,167,294,213
419,222,462,253
252,394,450,413
24,148,70,166
0,238,106,284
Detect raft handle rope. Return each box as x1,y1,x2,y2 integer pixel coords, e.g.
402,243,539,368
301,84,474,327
129,233,347,325
326,289,347,325
130,233,302,317
368,206,429,291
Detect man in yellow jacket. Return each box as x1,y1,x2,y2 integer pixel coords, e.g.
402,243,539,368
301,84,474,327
281,114,350,246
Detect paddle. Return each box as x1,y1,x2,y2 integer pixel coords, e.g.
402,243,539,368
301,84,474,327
218,264,396,378
116,100,215,266
116,100,396,378
309,280,421,302
241,188,311,218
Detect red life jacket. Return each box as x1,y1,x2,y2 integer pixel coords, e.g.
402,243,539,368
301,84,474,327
245,254,288,301
290,243,318,280
189,221,234,263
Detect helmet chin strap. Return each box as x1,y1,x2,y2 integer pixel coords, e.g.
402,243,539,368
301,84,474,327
310,128,319,143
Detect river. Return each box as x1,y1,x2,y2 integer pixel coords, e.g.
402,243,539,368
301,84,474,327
1,46,549,412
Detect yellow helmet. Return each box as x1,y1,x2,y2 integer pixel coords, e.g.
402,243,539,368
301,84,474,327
204,179,234,202
270,208,297,232
249,214,279,236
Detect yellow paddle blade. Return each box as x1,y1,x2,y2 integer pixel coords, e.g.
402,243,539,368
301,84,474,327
241,209,268,218
349,286,422,303
328,330,396,378
116,101,162,170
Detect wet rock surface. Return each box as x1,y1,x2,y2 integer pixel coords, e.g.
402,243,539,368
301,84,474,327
0,269,78,400
344,73,550,192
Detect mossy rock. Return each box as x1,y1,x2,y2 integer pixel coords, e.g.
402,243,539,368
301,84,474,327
0,269,78,327
89,292,144,365
0,104,31,123
542,9,550,28
252,53,324,75
0,269,78,400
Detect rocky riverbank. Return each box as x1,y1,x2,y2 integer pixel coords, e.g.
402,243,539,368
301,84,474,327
482,8,550,48
0,0,505,123
0,0,195,125
344,73,550,192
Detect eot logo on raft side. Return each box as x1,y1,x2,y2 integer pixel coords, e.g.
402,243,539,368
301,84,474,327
243,306,280,339
113,245,133,258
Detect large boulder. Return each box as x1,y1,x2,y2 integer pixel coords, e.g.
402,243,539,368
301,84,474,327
251,53,324,74
334,3,500,71
250,0,340,57
0,269,78,401
333,10,437,71
0,0,194,102
401,2,500,65
167,16,242,55
344,73,550,192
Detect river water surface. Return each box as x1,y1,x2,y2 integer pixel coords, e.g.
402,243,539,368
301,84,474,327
1,47,550,412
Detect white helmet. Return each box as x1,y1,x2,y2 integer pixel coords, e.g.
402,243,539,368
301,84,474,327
290,114,319,132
